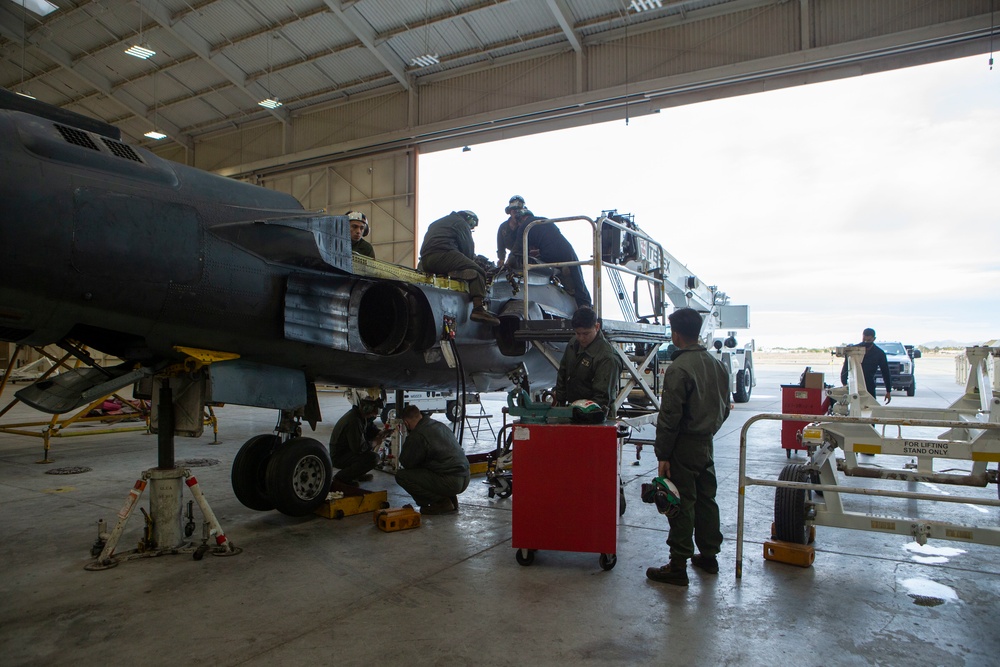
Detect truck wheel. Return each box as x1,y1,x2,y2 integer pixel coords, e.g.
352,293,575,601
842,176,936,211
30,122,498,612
906,379,915,397
734,368,752,403
446,400,463,423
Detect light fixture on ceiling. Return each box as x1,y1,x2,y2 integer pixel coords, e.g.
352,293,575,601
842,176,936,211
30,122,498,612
15,0,34,98
144,70,166,140
258,32,282,109
410,54,439,68
9,0,58,17
125,4,155,59
629,0,663,12
410,0,439,68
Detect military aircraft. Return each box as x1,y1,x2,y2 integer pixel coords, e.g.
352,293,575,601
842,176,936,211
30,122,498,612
0,88,578,516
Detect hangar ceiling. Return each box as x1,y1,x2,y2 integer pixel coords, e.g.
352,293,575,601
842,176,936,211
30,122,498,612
0,0,996,176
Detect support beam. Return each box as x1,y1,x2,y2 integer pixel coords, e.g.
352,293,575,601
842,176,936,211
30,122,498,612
323,0,410,90
545,0,583,53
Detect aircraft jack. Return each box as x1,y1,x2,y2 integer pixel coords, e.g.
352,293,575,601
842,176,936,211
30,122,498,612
86,384,240,570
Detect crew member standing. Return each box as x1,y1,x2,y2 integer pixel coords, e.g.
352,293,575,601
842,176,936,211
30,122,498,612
346,211,375,259
419,210,500,326
555,306,621,418
646,307,731,587
840,327,892,404
496,195,526,265
396,405,471,515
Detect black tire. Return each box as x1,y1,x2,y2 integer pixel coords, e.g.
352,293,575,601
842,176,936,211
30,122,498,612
619,488,627,516
906,379,915,397
774,463,810,544
231,434,280,511
445,400,463,423
734,367,752,403
265,437,333,516
380,406,397,425
599,553,617,571
515,548,535,566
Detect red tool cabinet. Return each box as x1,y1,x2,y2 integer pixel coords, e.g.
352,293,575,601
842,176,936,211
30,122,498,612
780,385,830,457
511,423,619,570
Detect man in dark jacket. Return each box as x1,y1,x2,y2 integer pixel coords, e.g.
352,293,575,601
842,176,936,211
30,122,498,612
555,306,621,417
496,194,525,264
646,307,731,587
840,327,892,404
329,398,388,485
346,211,375,259
509,208,592,308
396,405,471,515
419,210,500,326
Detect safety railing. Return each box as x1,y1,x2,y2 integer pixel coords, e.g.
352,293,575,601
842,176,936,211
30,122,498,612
736,412,1000,578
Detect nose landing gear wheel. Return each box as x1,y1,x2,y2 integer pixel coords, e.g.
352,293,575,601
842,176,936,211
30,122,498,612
599,553,617,571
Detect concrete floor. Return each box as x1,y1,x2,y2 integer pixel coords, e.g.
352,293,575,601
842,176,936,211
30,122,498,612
1,357,998,666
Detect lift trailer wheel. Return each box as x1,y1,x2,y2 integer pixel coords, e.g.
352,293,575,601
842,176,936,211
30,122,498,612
231,434,280,511
734,367,752,403
515,548,535,566
774,463,811,544
265,437,333,516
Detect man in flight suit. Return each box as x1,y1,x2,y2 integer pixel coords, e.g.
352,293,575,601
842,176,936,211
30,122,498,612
346,211,375,259
396,405,471,515
840,327,893,405
555,306,621,418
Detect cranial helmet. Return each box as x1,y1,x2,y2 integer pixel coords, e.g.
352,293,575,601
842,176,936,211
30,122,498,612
505,195,525,215
570,399,606,424
459,210,479,228
640,476,681,518
345,210,369,237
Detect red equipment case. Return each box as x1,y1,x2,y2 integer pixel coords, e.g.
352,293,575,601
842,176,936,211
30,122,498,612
780,385,831,457
511,423,619,570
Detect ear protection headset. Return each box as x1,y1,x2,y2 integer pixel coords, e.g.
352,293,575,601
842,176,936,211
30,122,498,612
346,210,369,237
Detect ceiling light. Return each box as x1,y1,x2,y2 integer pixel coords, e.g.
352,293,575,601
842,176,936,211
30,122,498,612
410,54,439,68
125,44,156,59
15,91,35,99
13,0,59,17
144,130,167,140
258,97,282,109
629,0,663,12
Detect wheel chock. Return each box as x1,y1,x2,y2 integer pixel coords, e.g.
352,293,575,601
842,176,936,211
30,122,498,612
763,539,815,568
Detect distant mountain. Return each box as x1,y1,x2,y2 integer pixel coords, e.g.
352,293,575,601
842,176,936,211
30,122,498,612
920,339,978,348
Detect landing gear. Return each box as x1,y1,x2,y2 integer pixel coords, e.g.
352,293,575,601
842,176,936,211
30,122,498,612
774,463,810,544
231,434,279,511
231,411,333,516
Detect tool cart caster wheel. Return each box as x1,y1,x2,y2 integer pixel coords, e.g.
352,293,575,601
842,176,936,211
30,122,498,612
619,489,627,516
515,549,535,566
599,553,617,571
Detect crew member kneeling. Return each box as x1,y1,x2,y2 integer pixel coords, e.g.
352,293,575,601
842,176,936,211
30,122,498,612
396,405,471,515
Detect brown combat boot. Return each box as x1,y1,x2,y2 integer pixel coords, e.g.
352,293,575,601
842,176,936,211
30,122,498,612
470,297,500,326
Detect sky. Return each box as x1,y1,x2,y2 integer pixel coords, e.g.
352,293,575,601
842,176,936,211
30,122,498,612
417,54,1000,350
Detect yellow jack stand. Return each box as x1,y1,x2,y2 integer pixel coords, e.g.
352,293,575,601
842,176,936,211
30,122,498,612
315,480,389,519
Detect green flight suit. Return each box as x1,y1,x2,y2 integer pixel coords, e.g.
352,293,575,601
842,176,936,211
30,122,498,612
396,415,471,506
555,331,621,414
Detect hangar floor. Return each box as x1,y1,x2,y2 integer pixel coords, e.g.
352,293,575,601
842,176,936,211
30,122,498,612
1,356,997,666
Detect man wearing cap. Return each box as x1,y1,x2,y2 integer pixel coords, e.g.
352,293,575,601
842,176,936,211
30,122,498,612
419,210,500,326
496,195,526,266
840,327,893,404
346,210,375,259
555,306,621,417
646,307,730,587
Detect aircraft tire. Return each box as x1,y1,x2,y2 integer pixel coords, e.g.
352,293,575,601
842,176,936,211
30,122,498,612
265,437,333,516
232,434,280,511
774,464,809,544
